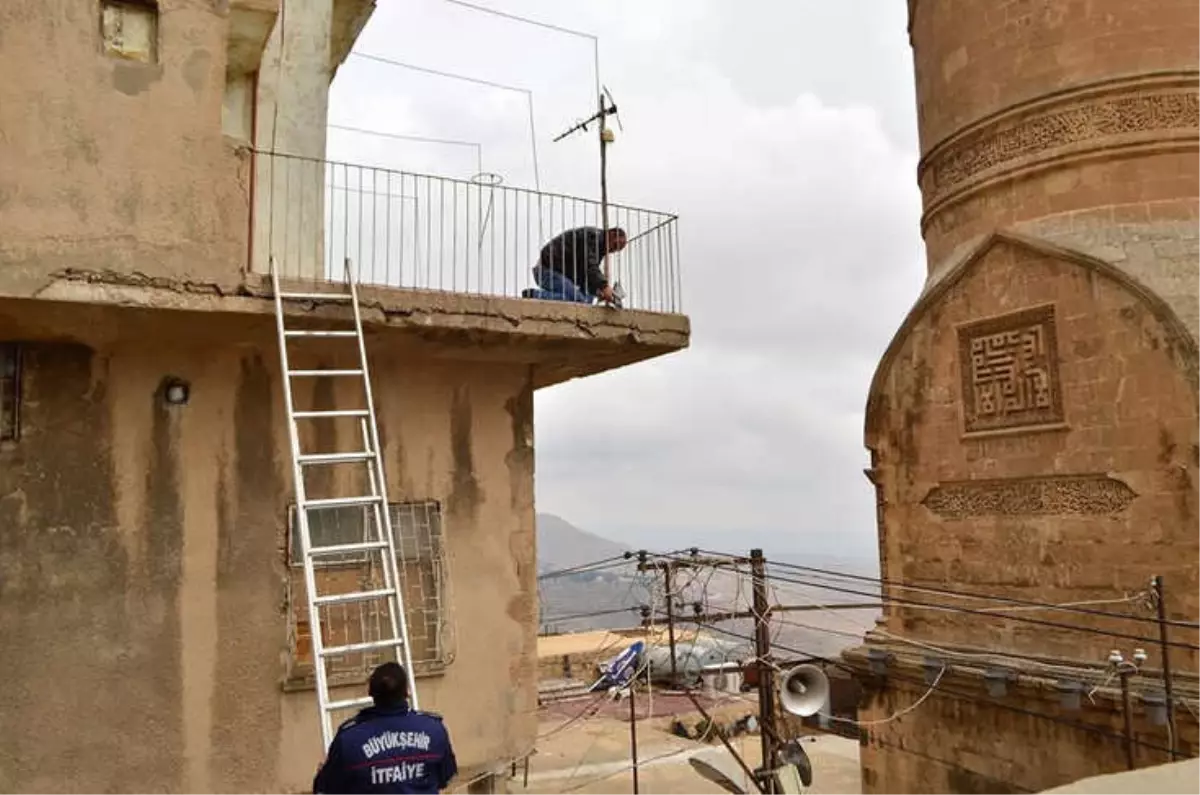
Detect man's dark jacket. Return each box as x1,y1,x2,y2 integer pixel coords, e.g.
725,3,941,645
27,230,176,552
538,226,612,296
313,704,457,794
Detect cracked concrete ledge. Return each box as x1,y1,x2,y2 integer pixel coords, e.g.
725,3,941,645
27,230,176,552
1,269,690,382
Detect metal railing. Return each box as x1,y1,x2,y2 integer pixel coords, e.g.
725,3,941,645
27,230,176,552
251,150,682,314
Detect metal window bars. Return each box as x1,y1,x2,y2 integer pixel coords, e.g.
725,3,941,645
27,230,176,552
252,150,682,314
285,500,455,691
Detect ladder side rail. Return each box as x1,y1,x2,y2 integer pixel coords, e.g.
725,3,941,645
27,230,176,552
357,417,407,672
344,257,421,709
272,258,337,749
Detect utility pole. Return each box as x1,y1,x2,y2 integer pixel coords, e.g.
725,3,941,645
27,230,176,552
1108,648,1146,771
663,562,678,685
750,548,777,794
1151,575,1179,760
637,553,730,685
628,683,640,794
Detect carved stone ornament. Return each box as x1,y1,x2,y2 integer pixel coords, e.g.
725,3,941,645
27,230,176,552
958,304,1064,435
918,75,1200,220
922,474,1137,519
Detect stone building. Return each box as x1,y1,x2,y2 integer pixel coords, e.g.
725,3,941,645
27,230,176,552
0,1,688,792
848,0,1199,791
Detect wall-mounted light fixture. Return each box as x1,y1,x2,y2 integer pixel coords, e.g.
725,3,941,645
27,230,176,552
1143,692,1168,726
923,656,945,685
162,377,190,406
1057,679,1083,711
984,667,1015,698
866,648,893,675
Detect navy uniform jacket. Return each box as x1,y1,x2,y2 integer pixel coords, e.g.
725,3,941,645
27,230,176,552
313,704,457,794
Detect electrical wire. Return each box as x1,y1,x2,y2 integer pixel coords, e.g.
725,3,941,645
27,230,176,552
540,606,642,624
657,552,1200,658
538,555,630,580
680,615,1180,757
832,665,946,727
435,0,601,126
735,565,1199,652
697,549,1199,631
327,124,485,176
347,51,543,202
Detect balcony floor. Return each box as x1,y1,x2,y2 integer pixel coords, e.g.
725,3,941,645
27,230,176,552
11,269,689,388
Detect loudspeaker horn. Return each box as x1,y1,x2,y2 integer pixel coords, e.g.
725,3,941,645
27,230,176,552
778,664,829,717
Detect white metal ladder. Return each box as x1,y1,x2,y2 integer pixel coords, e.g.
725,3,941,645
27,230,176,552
270,256,419,750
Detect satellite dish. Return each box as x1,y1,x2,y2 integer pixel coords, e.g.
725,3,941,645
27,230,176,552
688,757,747,795
778,664,830,717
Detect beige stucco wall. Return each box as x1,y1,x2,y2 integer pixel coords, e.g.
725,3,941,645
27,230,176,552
0,0,253,288
0,299,536,793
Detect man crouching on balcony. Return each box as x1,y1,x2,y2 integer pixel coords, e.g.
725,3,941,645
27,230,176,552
524,226,627,306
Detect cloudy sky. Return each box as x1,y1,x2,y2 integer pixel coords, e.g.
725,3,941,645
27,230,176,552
328,0,928,562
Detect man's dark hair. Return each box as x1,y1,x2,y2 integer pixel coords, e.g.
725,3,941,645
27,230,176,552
368,662,409,707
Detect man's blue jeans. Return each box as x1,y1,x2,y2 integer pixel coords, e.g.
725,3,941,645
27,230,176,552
523,266,593,304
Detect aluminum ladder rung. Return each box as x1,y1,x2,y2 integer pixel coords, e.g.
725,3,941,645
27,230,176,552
284,329,358,338
326,696,375,712
289,368,364,378
278,291,354,302
322,637,406,657
308,539,389,556
303,495,383,510
293,409,369,419
270,255,420,751
313,588,396,607
298,451,375,465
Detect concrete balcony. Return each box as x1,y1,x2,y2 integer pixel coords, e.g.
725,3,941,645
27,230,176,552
3,149,688,387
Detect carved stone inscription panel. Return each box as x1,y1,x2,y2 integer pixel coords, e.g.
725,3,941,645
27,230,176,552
958,304,1064,434
922,474,1137,520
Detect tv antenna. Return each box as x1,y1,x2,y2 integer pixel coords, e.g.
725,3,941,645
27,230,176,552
554,85,622,283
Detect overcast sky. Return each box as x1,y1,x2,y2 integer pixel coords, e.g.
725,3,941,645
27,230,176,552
329,0,927,562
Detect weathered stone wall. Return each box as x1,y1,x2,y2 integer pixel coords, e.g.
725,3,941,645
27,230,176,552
856,665,1200,794
909,0,1199,323
858,2,1200,792
868,236,1199,666
0,299,537,793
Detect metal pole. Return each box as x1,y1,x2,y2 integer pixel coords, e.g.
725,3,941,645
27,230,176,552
664,562,679,686
629,684,639,794
750,548,776,794
685,690,767,794
1119,669,1135,770
1152,575,1179,760
598,91,610,283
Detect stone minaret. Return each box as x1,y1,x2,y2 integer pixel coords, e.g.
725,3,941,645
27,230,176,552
854,1,1199,791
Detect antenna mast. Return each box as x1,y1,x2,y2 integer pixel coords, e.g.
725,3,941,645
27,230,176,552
554,86,621,282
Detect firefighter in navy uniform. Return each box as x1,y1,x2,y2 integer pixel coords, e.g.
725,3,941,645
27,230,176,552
314,662,457,794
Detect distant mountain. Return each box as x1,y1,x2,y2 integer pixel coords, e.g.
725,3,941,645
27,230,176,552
537,513,630,574
534,514,877,654
536,514,642,634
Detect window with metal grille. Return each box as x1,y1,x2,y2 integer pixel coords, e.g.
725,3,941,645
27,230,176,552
284,500,454,689
0,344,22,442
100,0,159,63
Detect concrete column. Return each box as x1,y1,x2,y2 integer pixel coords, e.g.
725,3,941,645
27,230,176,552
251,0,332,280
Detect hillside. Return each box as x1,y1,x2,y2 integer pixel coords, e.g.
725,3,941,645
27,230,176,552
536,513,629,574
